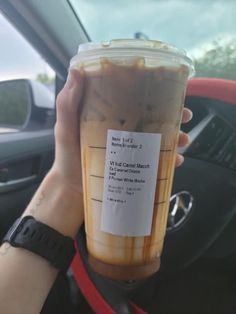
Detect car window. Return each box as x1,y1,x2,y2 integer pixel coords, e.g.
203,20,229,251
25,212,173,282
69,0,236,81
0,12,56,133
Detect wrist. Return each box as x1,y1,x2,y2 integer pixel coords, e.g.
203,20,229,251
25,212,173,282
24,169,84,238
48,167,83,194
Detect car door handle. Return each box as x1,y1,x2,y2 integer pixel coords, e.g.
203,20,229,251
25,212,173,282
0,175,37,194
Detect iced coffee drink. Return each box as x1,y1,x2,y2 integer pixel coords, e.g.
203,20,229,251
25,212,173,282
70,40,194,280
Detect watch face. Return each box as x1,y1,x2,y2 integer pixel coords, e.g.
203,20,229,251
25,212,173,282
3,216,27,245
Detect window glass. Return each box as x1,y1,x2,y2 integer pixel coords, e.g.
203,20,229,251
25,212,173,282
0,12,55,133
70,0,236,80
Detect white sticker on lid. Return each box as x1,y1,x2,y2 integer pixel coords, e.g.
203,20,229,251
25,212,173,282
101,129,161,237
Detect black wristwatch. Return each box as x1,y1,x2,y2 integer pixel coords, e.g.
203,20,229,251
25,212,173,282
2,216,76,272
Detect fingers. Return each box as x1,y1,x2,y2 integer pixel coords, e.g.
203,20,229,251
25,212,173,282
181,107,193,124
175,154,184,167
176,108,192,167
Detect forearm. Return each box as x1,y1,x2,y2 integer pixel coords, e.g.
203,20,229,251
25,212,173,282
0,243,58,314
0,170,83,314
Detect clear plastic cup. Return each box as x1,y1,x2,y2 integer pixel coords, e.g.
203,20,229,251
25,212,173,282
70,39,194,280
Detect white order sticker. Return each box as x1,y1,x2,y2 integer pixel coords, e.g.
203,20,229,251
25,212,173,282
101,129,161,237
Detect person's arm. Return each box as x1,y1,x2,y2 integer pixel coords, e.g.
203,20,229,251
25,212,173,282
0,172,83,314
0,70,84,314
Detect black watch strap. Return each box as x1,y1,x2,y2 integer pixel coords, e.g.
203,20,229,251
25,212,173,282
2,216,76,272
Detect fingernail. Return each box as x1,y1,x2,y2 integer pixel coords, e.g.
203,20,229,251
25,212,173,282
179,154,184,162
186,108,193,122
65,70,75,90
188,110,193,121
185,133,190,145
177,155,184,167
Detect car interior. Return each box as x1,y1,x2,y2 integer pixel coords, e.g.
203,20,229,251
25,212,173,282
0,1,236,313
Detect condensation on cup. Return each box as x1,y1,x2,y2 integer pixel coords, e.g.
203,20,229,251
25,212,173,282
70,39,194,280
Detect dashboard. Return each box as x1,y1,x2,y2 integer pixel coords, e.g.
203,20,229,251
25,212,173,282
184,98,236,171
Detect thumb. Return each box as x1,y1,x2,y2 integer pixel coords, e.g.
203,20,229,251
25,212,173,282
55,69,84,145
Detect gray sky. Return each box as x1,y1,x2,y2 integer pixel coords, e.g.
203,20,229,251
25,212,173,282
1,0,236,81
72,0,236,55
0,12,53,81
